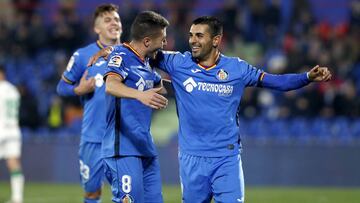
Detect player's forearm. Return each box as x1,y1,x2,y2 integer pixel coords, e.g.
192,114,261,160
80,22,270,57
259,72,310,91
155,79,167,94
56,79,77,96
105,77,141,100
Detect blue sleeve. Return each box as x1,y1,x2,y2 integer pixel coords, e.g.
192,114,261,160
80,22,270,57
56,79,76,96
104,51,129,80
151,51,185,74
62,51,84,84
238,59,263,87
259,72,310,91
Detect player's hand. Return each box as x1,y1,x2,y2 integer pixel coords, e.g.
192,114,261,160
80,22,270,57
87,46,114,67
308,65,332,82
74,70,96,95
138,87,168,109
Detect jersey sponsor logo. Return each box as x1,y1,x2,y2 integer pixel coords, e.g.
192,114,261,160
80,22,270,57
94,73,104,87
216,69,229,81
135,77,154,91
136,77,146,91
183,77,233,96
183,77,197,92
121,194,134,203
108,55,122,67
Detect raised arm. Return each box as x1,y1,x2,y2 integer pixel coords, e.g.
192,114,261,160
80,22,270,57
259,65,332,91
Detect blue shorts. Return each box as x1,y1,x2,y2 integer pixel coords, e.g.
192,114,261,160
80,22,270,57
79,142,104,193
179,152,244,203
104,156,163,203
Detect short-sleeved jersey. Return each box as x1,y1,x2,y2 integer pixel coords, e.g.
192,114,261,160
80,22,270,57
62,41,108,143
102,43,161,158
0,80,21,138
155,51,262,157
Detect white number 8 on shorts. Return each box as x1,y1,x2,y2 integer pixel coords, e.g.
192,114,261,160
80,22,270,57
122,175,132,193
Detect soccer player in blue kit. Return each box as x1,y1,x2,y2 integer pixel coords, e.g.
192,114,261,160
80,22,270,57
101,11,169,203
90,16,331,203
56,4,122,203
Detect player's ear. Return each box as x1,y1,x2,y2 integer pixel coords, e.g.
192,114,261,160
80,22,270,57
93,18,101,34
94,25,100,35
143,37,151,48
213,35,222,48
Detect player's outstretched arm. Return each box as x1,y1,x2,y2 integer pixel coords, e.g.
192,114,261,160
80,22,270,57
106,74,168,109
57,70,95,96
56,78,77,96
260,65,332,91
87,46,114,67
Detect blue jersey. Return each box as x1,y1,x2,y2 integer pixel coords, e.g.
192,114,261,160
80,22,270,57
155,51,262,157
62,41,108,143
102,43,161,158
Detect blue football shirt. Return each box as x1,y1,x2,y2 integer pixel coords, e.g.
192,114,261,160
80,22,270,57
154,51,262,157
62,41,108,143
102,43,161,158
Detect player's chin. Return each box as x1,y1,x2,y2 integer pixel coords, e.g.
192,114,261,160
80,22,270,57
191,51,200,58
107,33,120,40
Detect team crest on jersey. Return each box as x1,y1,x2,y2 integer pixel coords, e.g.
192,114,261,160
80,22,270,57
121,194,134,203
108,55,122,67
216,69,229,81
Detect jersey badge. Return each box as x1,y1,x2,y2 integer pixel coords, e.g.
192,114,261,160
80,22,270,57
216,69,228,81
121,194,134,203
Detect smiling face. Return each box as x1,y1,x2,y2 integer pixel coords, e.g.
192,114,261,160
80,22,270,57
94,11,122,45
189,24,217,61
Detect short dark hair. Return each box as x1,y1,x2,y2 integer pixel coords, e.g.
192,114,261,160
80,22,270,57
93,4,119,22
192,16,223,37
130,11,169,41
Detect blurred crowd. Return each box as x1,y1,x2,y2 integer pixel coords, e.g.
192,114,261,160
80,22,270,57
0,0,359,131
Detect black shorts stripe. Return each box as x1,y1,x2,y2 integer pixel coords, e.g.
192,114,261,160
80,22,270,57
114,98,121,156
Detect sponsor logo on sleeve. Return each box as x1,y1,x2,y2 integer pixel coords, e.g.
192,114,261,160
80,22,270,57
108,55,122,67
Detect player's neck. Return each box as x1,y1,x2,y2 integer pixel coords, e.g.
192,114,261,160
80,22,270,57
128,41,147,60
198,49,220,67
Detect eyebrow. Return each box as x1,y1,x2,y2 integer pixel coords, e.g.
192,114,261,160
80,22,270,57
189,32,204,35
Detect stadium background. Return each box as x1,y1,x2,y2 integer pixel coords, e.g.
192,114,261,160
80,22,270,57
0,0,359,202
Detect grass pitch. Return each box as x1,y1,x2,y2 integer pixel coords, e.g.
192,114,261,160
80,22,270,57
1,182,360,203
